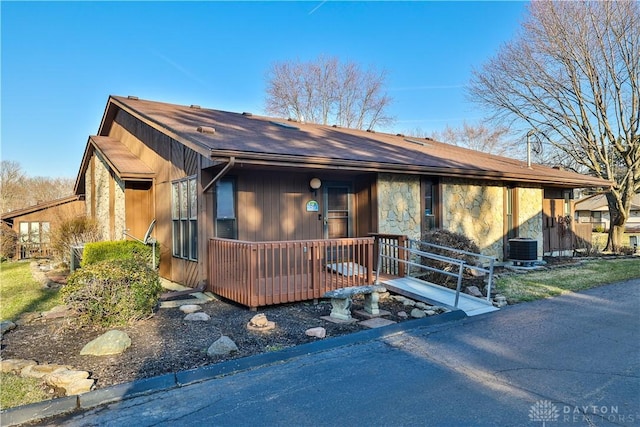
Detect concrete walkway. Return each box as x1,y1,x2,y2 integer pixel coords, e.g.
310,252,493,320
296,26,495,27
14,280,640,426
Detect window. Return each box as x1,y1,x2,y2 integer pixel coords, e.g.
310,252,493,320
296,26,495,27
18,222,50,244
216,178,236,239
422,179,438,234
172,176,197,260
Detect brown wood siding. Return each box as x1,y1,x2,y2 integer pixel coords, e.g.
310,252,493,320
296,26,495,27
109,109,204,287
124,182,153,241
235,171,324,242
7,200,85,259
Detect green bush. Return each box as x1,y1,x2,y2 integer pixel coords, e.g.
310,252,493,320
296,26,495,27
49,216,101,263
81,240,158,268
62,259,161,326
417,229,482,290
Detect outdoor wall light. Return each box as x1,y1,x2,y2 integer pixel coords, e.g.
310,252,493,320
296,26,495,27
309,178,322,190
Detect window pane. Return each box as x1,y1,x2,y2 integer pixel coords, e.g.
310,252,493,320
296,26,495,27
328,188,348,211
173,183,181,219
424,182,433,215
19,223,29,242
181,220,189,258
180,181,188,219
41,222,51,243
216,219,236,239
172,221,180,256
31,223,40,243
190,219,198,259
217,180,235,219
189,178,197,219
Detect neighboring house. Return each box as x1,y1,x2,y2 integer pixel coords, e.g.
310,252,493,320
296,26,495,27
575,193,640,233
1,195,85,259
73,95,611,307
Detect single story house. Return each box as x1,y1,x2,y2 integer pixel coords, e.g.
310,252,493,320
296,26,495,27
1,195,85,259
575,193,640,233
73,95,611,308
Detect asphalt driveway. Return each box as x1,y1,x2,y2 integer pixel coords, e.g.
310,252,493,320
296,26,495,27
30,279,640,426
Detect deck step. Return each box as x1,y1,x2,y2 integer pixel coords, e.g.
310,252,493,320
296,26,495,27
381,277,499,317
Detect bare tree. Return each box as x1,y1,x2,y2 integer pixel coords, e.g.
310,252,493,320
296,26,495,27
468,1,639,250
265,55,393,130
1,160,75,214
429,122,514,156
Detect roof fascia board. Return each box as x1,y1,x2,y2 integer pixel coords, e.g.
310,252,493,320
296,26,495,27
211,152,612,188
1,195,82,220
73,136,96,195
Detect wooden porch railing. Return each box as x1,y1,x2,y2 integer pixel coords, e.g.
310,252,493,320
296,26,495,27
370,233,408,277
18,243,52,259
209,237,375,309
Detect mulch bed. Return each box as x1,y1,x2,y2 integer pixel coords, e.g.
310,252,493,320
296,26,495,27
1,272,414,392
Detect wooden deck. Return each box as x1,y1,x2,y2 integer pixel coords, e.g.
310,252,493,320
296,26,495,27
209,237,375,309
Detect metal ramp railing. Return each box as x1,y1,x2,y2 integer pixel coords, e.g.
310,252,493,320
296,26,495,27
375,238,496,309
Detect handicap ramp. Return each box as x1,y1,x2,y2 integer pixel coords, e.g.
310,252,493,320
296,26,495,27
381,277,499,317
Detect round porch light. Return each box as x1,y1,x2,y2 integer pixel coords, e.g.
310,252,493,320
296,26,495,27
309,178,322,190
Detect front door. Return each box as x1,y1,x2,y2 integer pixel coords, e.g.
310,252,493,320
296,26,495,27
324,184,351,239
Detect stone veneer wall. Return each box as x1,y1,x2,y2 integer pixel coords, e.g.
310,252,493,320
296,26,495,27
441,179,505,260
377,173,421,241
93,152,126,241
517,187,543,258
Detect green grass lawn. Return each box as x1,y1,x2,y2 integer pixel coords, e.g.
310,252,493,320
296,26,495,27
0,373,52,410
495,257,640,303
0,261,63,322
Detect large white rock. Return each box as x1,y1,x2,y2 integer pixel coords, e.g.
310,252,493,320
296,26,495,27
179,304,202,314
80,330,131,356
410,308,426,318
0,320,16,334
184,312,210,321
305,327,326,338
207,335,238,356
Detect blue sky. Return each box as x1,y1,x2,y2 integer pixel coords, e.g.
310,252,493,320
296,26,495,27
1,1,527,178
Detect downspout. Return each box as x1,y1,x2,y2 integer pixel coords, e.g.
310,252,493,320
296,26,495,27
203,157,235,193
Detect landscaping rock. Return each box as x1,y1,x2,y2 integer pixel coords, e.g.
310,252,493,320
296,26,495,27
0,320,16,335
184,312,210,321
207,335,238,356
465,286,484,298
425,310,437,316
15,312,42,325
80,330,131,356
410,308,426,318
493,295,508,308
21,363,70,379
45,369,94,395
247,313,276,332
415,302,429,309
305,327,326,338
0,359,37,374
397,311,408,319
41,305,74,320
179,304,202,314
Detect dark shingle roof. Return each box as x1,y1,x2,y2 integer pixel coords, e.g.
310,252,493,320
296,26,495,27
100,95,612,188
